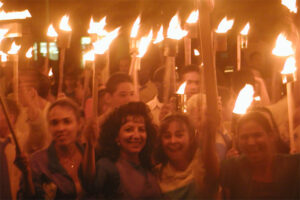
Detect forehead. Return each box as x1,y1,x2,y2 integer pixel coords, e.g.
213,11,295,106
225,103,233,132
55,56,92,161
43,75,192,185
114,82,133,92
48,105,76,120
122,115,145,125
183,72,200,81
238,120,266,135
166,120,188,131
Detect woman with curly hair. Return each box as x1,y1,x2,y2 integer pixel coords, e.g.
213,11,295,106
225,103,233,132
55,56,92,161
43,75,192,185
92,101,161,199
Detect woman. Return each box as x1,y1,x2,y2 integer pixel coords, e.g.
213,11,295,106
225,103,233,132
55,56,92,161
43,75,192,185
18,98,85,199
221,109,300,199
93,102,161,199
154,113,219,199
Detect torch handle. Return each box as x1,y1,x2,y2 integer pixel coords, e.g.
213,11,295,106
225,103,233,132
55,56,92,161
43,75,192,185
92,61,98,119
0,97,21,155
287,82,295,152
57,48,66,96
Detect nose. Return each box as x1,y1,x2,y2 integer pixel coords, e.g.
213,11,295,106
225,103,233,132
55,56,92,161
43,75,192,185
170,135,176,144
246,136,256,146
55,122,65,132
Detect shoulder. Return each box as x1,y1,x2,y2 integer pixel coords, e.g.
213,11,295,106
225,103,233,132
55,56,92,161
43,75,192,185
96,158,119,176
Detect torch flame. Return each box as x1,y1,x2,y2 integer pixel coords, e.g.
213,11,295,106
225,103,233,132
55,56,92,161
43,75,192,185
281,56,297,75
194,49,200,56
0,10,31,21
59,15,71,31
186,10,199,24
47,24,58,37
153,25,164,44
216,17,234,33
0,51,7,62
48,68,53,77
137,30,153,58
25,47,33,58
0,28,8,42
282,0,297,13
88,17,107,36
233,84,254,115
240,23,250,35
272,33,294,56
254,96,261,101
167,14,188,40
8,41,20,54
0,2,3,8
93,27,120,55
83,50,95,62
130,16,140,38
176,82,187,95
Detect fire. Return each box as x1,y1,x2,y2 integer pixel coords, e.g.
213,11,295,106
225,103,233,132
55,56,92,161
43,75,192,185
254,96,261,101
25,47,33,58
93,27,120,54
0,2,3,8
8,41,20,54
282,0,297,13
281,56,297,81
176,82,187,95
233,84,254,115
240,23,250,35
83,50,95,62
59,15,71,31
88,17,107,36
167,14,188,40
153,25,164,44
0,51,7,62
215,17,234,33
137,30,153,58
47,24,58,37
130,16,140,38
194,49,200,56
272,33,294,56
0,10,31,21
186,10,199,24
48,68,53,77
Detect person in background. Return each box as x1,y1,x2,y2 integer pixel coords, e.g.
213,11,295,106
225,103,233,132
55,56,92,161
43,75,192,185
63,72,77,99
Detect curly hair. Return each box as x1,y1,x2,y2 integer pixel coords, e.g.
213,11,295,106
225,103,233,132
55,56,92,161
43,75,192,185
98,101,157,170
154,113,197,165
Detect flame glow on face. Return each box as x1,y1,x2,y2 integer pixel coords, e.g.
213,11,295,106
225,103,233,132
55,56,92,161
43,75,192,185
240,23,250,35
25,47,33,58
59,15,72,31
176,82,187,94
272,33,294,56
130,16,140,38
137,30,153,58
88,17,107,36
93,27,120,54
0,51,7,62
83,50,95,62
215,17,234,33
194,49,200,56
186,10,199,24
282,0,297,13
233,84,254,115
48,68,53,77
47,24,58,37
153,25,164,44
167,14,188,40
0,10,31,21
8,41,20,54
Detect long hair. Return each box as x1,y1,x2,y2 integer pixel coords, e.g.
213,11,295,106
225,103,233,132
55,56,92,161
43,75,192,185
98,101,156,170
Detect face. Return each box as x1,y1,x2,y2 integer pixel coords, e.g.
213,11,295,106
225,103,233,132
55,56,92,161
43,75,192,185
110,82,135,108
161,120,191,163
238,120,273,164
116,116,147,156
182,72,200,99
74,81,84,103
48,105,80,147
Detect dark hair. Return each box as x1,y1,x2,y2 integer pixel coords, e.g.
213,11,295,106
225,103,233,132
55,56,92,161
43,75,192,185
105,72,133,94
98,101,156,170
154,113,197,165
47,98,82,121
151,66,165,82
19,69,50,99
178,64,200,81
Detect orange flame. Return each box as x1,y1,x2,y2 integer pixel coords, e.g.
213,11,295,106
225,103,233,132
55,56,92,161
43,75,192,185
233,84,254,114
0,2,3,8
83,50,95,62
25,47,33,58
93,27,120,54
167,14,188,40
186,10,199,24
0,9,31,21
48,68,53,77
240,23,250,35
130,16,140,38
137,30,153,58
272,33,294,56
176,82,187,94
8,41,20,54
47,24,58,37
194,49,200,56
281,56,297,82
88,17,107,36
282,0,297,13
59,15,71,31
254,96,261,101
0,51,7,62
216,17,234,33
153,25,164,44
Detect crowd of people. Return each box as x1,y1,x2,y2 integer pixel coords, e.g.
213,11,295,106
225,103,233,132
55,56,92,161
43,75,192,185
0,57,300,200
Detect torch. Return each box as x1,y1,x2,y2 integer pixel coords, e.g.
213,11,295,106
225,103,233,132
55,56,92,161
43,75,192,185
25,46,33,68
237,23,250,71
231,84,254,147
45,24,58,75
7,41,21,103
82,50,94,109
164,14,188,103
184,10,199,66
215,17,234,52
57,15,72,96
175,82,187,113
272,33,296,151
129,16,140,75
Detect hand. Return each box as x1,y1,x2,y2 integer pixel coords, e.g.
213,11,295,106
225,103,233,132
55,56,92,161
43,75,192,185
14,153,31,175
226,148,239,159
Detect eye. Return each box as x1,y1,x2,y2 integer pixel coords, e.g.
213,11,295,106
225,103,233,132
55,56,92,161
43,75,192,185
162,133,171,139
138,126,146,132
50,120,58,126
125,127,134,132
63,118,72,124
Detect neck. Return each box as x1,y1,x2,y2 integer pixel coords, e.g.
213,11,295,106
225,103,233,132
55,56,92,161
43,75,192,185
55,143,78,158
120,151,140,165
169,157,191,171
